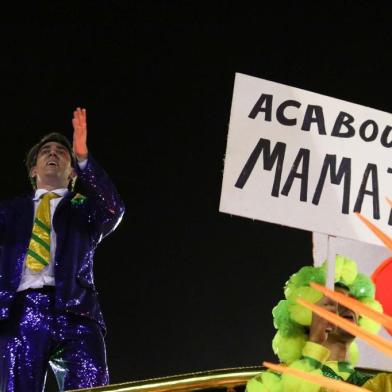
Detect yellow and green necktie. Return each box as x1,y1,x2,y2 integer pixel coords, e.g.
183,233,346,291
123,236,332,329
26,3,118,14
26,192,60,272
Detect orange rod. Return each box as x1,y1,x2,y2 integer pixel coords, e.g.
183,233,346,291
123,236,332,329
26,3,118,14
355,212,392,251
310,282,392,330
263,361,369,392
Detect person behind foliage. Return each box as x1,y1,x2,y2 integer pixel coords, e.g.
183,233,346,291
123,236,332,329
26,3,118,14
246,255,383,392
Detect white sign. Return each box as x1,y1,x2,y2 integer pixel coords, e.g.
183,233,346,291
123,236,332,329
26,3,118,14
220,73,392,246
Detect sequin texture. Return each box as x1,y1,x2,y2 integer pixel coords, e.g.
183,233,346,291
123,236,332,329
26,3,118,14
0,155,125,391
0,290,109,391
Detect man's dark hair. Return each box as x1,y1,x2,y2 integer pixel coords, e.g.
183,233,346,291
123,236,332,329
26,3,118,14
25,132,77,189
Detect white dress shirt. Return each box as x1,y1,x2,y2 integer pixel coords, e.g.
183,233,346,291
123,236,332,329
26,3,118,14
17,188,68,291
17,159,87,292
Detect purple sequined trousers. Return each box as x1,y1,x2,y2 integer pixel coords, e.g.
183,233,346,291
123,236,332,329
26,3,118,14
0,289,109,392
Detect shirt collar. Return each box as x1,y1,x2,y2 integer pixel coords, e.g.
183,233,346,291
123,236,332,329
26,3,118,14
33,188,69,201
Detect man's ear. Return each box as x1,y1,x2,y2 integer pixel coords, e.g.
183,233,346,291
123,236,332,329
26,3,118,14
68,168,78,191
30,166,37,178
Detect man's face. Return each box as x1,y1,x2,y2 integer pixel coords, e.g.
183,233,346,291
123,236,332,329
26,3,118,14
30,141,74,188
310,286,359,345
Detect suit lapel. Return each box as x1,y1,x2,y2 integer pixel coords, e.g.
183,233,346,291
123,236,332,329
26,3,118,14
52,192,74,233
16,195,35,244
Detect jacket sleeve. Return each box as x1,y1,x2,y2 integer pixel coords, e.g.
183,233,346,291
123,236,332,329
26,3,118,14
0,203,5,246
75,154,125,239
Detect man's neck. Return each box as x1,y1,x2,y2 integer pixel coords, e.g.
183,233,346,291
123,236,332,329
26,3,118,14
36,182,68,191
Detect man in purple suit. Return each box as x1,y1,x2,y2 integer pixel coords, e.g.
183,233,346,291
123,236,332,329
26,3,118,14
0,108,125,391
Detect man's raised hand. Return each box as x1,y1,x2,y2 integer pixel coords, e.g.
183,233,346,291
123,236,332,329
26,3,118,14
72,107,88,161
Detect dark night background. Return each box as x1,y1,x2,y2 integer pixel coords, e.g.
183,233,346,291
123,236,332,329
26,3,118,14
0,2,391,390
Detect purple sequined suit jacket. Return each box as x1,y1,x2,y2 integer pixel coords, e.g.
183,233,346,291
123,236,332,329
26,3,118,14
0,155,125,331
